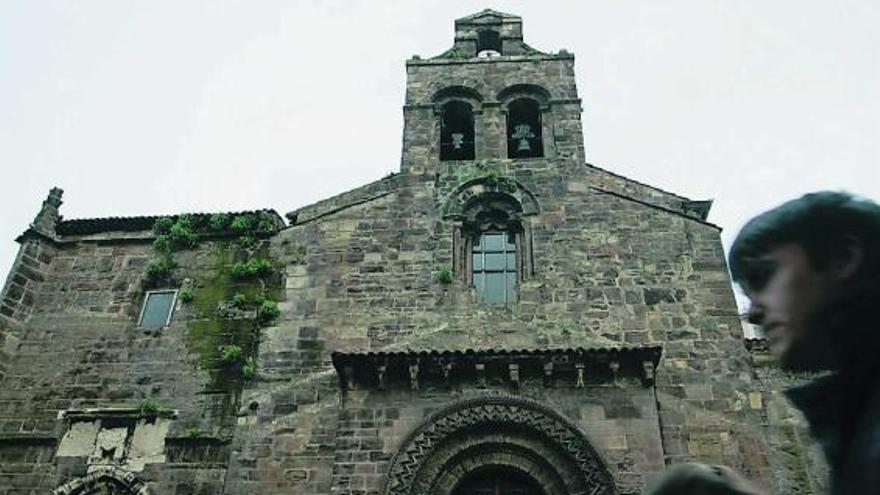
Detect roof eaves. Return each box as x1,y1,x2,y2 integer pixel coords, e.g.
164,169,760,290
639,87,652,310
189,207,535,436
584,162,692,202
590,187,721,230
55,209,286,236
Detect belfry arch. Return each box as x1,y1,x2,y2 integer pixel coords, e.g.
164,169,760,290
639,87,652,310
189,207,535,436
381,395,617,495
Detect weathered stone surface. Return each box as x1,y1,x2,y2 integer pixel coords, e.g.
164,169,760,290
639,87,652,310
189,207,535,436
0,10,826,495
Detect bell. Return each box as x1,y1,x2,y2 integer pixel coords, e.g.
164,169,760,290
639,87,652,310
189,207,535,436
451,133,464,149
512,124,535,152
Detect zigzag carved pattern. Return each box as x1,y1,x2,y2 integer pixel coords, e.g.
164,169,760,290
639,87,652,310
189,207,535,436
383,396,616,495
53,466,150,495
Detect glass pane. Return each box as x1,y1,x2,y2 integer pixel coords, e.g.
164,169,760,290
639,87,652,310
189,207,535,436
472,253,483,270
484,233,505,251
485,253,505,270
472,234,484,250
506,272,517,302
484,273,506,304
506,253,516,270
140,292,175,329
506,233,516,249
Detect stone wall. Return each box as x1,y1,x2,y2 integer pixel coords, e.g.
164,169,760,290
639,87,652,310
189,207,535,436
0,221,286,494
745,341,829,495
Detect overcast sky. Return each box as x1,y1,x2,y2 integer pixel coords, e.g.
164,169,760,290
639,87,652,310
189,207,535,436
1,1,877,311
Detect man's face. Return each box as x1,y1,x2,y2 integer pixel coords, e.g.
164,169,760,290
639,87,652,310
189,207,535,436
742,243,840,370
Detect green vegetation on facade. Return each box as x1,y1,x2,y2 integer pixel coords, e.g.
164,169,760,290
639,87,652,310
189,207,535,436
144,212,288,411
455,160,518,192
178,288,193,303
435,266,454,285
231,257,275,279
137,398,163,415
185,427,203,438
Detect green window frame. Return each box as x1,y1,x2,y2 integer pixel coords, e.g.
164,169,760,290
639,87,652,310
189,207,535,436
138,289,178,329
472,231,517,305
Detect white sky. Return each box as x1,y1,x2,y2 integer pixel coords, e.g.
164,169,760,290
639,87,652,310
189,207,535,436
1,1,877,311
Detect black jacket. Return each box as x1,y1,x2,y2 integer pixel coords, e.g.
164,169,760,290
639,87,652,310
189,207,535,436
786,371,880,494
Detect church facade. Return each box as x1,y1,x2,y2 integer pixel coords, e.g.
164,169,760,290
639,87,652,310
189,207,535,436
0,10,824,495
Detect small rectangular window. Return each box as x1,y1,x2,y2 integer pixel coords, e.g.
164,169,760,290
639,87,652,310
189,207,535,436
138,290,177,329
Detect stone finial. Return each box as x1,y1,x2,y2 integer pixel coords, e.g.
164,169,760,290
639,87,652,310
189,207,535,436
31,187,64,236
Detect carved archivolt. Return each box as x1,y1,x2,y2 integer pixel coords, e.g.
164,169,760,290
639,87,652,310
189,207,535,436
53,466,150,495
442,179,540,221
382,395,617,495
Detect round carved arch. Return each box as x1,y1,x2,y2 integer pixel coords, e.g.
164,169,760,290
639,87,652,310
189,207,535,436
432,85,485,110
442,178,540,221
432,85,484,103
53,466,150,495
497,84,552,109
382,395,617,495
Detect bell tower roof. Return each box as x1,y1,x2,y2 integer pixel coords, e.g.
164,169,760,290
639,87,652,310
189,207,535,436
431,9,544,59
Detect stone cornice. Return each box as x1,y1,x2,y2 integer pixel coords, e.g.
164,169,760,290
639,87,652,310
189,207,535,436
332,346,662,392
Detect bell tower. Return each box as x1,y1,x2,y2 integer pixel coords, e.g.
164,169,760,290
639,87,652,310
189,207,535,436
401,9,585,175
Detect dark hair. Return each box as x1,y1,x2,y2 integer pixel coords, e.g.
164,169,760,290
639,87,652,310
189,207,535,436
729,191,880,289
647,463,764,495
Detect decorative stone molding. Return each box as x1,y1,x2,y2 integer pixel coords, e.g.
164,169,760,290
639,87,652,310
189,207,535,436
442,178,540,220
333,346,662,392
53,466,150,495
382,395,617,495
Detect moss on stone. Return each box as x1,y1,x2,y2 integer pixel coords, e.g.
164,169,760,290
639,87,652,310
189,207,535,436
185,243,282,397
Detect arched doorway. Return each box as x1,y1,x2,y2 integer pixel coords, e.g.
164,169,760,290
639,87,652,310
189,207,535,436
382,395,617,495
453,467,543,495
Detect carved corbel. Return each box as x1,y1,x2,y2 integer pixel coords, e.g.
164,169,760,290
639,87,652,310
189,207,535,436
442,360,453,385
475,362,486,388
509,363,520,389
642,360,656,386
575,363,585,389
609,361,620,383
343,365,354,392
543,361,554,388
377,364,387,390
409,361,420,391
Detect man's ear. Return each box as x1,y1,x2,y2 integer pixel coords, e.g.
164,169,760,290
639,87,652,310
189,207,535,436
830,237,864,282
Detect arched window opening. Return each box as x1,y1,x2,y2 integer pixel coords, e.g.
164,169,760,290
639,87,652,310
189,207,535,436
457,193,531,306
453,468,543,495
506,98,543,159
477,30,502,57
441,101,475,161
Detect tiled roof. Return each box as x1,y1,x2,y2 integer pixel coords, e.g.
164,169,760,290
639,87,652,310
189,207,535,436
333,345,661,360
55,209,285,236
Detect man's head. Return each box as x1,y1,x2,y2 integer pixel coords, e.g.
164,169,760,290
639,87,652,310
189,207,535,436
729,191,880,370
